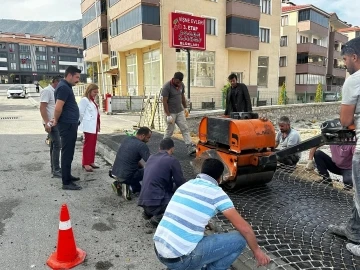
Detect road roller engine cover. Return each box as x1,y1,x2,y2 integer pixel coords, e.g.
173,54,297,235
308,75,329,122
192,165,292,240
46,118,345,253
193,112,356,190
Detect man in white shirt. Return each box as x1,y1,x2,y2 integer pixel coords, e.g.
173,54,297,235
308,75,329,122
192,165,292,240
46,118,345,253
40,76,62,178
325,37,360,256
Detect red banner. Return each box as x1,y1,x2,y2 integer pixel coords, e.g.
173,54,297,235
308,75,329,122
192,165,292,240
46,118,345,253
169,12,206,51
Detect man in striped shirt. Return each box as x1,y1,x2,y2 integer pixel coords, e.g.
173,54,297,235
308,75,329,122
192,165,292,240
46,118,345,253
153,158,270,269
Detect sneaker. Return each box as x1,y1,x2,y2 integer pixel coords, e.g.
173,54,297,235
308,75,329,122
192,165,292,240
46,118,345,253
346,243,360,256
122,184,131,201
111,181,122,196
328,224,360,243
52,171,62,178
142,211,152,220
62,183,82,190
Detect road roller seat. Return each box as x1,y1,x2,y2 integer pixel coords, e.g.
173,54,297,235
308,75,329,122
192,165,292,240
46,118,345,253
230,112,259,120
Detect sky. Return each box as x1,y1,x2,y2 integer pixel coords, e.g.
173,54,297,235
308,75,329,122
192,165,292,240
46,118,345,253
290,0,360,27
0,0,358,27
0,0,82,21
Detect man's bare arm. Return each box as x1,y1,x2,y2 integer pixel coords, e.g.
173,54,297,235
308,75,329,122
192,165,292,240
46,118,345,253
181,93,187,109
308,147,318,160
40,102,49,124
162,97,170,116
340,104,355,127
53,100,65,124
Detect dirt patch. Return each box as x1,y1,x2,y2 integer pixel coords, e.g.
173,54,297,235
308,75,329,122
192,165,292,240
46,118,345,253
95,261,113,270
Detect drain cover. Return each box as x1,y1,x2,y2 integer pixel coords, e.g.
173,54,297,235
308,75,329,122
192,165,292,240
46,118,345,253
0,117,19,120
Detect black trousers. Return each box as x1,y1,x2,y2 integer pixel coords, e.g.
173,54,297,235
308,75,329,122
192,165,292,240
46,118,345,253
58,122,78,185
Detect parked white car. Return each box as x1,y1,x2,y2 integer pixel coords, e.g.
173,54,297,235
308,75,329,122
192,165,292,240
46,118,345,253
7,85,26,99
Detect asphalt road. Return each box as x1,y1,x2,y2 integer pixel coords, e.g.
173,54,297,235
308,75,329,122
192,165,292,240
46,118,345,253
0,97,164,270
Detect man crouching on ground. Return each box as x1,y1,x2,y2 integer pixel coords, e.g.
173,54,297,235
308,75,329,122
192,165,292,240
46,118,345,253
153,158,270,269
138,138,185,228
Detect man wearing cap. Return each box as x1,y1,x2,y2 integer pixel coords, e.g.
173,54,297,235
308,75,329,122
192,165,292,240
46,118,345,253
162,72,196,156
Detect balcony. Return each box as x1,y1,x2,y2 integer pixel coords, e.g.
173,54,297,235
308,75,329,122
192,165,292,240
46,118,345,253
296,63,327,75
81,0,95,14
298,21,329,37
109,0,159,20
332,67,346,78
226,1,260,21
84,42,109,62
110,24,160,52
297,43,328,57
295,84,325,94
225,34,259,51
334,31,348,44
82,14,107,37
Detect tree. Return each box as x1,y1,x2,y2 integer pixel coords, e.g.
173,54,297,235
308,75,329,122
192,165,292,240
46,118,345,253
221,82,230,109
39,75,51,88
315,82,323,102
278,82,287,105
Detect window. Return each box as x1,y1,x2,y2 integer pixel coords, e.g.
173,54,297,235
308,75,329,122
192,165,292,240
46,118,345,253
82,0,106,26
238,0,260,4
0,52,7,58
126,54,138,96
78,58,83,63
110,5,160,37
79,66,84,71
356,32,360,38
50,55,56,63
37,64,48,70
206,0,218,2
111,51,118,67
85,31,100,49
20,63,31,69
257,56,269,87
176,50,215,87
20,54,31,60
9,44,15,52
9,54,15,61
260,28,270,43
19,45,30,52
298,9,328,28
10,63,16,70
312,38,321,46
280,36,288,47
231,72,243,83
226,17,259,36
297,53,326,65
300,35,309,43
35,46,46,52
281,15,288,26
279,56,287,67
109,0,120,7
278,76,286,87
58,47,78,54
143,50,161,95
295,74,325,84
51,65,57,71
261,0,271,14
49,47,55,53
205,18,217,35
0,43,6,49
36,55,47,61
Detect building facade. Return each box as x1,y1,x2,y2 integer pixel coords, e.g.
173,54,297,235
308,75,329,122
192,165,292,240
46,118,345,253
0,32,85,84
81,0,282,108
280,2,349,102
338,26,360,41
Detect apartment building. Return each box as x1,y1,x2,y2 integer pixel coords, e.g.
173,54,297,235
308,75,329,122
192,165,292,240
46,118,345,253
280,2,349,103
338,26,360,41
0,32,85,84
81,0,281,108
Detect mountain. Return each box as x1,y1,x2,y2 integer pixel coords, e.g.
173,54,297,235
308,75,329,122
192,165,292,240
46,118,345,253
0,19,83,47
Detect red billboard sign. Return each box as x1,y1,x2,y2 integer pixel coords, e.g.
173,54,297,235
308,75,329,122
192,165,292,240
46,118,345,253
169,12,206,51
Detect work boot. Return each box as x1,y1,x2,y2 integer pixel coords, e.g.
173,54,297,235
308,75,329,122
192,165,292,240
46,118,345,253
346,243,360,256
187,144,196,156
328,224,360,243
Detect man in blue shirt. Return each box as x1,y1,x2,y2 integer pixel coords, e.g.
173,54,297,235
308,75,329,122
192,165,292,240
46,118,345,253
153,158,270,269
138,138,185,227
53,66,82,190
111,127,152,200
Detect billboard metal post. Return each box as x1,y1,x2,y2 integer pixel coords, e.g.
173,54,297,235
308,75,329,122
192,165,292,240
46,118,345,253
187,49,191,100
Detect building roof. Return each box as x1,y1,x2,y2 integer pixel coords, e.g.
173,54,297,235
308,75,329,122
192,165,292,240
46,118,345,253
282,4,330,17
0,32,82,49
338,27,360,33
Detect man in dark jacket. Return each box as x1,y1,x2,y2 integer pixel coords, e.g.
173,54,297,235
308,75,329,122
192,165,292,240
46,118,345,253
111,127,152,200
224,73,252,116
138,138,185,227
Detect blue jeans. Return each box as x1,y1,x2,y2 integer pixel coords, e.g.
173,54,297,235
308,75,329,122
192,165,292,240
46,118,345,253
156,231,246,270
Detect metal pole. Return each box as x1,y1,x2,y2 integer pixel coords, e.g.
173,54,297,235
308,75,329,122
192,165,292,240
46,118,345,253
187,49,191,100
95,0,106,95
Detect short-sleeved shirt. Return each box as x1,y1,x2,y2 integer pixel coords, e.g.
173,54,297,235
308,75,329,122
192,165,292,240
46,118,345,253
54,79,79,124
161,80,185,114
153,173,234,258
111,136,150,179
276,128,302,158
39,84,55,124
341,70,360,145
330,145,355,170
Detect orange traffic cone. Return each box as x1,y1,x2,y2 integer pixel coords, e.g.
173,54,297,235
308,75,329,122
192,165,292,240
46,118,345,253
46,204,86,269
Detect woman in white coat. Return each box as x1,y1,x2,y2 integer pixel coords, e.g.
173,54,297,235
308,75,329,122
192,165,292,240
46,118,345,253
79,84,100,172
